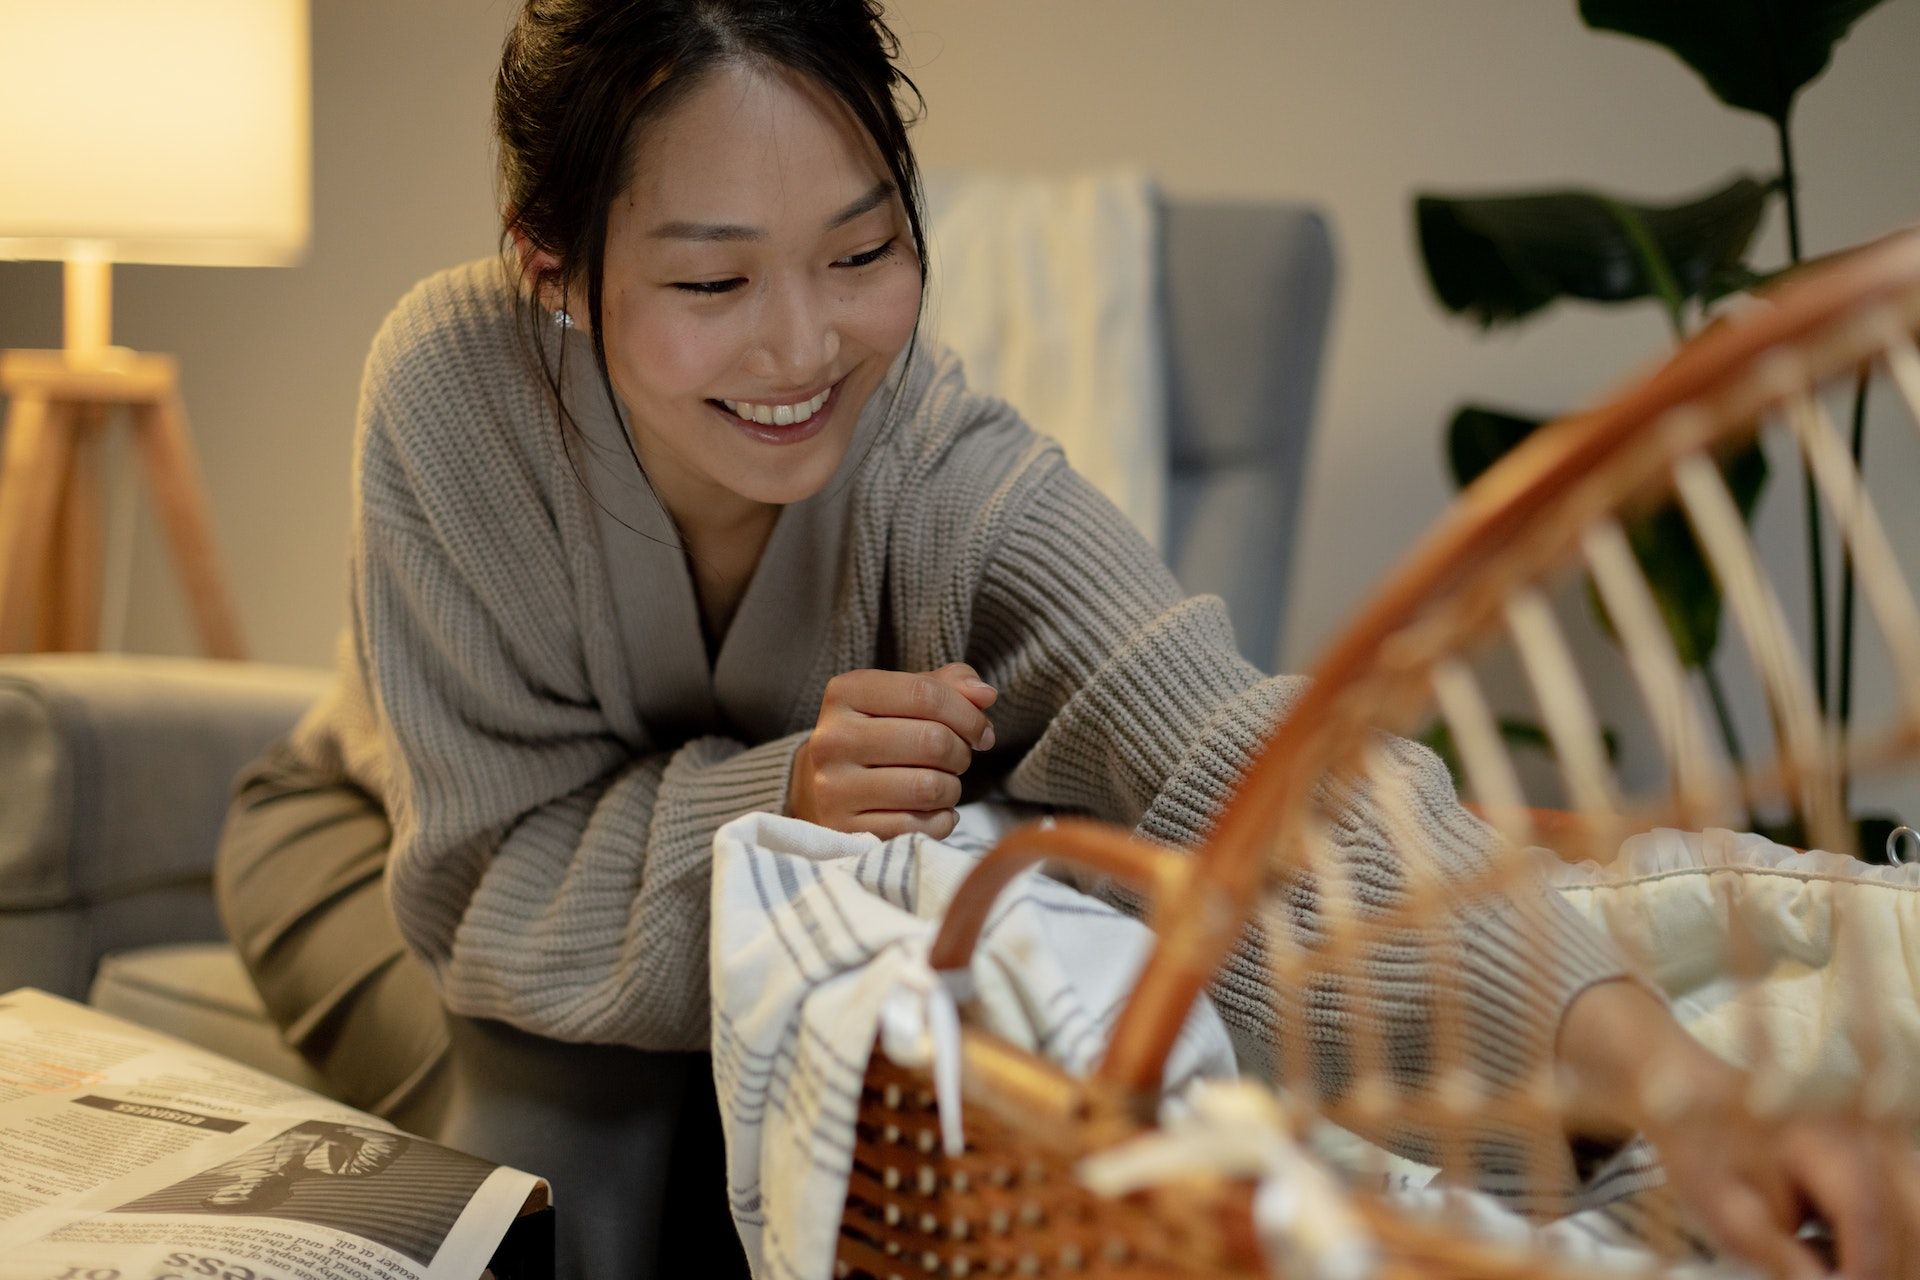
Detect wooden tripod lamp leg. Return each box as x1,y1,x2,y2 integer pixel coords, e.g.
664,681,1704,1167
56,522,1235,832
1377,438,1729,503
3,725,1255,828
0,394,76,653
129,386,247,659
45,403,109,651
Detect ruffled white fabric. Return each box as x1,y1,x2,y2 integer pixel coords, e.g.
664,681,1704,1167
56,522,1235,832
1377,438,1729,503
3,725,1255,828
1080,1081,1380,1280
1540,827,1920,1111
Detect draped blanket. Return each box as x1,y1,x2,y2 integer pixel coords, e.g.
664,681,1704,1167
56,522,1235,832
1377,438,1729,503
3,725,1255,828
922,170,1168,549
708,809,1235,1280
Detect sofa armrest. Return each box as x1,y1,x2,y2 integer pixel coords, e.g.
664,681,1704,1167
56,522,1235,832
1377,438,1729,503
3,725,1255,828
0,654,332,999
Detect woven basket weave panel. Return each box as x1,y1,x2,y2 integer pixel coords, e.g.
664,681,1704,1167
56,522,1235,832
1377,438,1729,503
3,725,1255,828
837,1052,1263,1278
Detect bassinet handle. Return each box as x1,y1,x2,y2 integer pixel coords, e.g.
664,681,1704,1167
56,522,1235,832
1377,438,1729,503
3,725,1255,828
928,818,1187,972
929,817,1238,1099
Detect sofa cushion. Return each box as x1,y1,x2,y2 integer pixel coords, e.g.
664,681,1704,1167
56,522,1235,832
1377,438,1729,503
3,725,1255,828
88,942,334,1094
0,654,332,998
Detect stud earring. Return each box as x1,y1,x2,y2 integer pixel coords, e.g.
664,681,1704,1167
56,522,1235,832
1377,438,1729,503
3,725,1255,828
551,307,575,329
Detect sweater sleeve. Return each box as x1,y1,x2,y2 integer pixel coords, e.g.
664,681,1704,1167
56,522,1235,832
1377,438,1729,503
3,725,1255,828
949,443,1630,1171
348,369,802,1054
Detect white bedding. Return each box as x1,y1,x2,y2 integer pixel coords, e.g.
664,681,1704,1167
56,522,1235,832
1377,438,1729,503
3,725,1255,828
1543,827,1920,1111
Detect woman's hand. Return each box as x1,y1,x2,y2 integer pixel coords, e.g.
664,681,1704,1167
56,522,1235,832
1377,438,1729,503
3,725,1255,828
1557,979,1920,1279
1646,1075,1920,1280
787,662,997,840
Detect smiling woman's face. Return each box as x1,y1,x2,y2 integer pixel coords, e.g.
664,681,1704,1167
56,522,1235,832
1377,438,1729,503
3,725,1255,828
566,60,923,531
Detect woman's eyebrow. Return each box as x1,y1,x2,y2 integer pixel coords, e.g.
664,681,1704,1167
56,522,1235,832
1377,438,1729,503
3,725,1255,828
648,179,895,242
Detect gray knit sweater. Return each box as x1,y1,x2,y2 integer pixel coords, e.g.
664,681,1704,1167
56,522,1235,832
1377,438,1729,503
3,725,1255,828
289,257,1627,1122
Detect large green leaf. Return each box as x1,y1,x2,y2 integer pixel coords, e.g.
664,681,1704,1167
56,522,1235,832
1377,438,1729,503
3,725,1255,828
1581,0,1886,125
1417,175,1773,329
1698,260,1775,310
1445,403,1770,668
1446,405,1546,490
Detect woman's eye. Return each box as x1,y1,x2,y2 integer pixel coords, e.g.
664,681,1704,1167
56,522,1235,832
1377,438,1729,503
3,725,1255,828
672,277,744,296
837,238,898,269
669,239,897,296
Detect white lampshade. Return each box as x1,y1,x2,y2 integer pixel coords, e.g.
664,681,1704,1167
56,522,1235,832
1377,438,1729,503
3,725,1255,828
0,0,311,267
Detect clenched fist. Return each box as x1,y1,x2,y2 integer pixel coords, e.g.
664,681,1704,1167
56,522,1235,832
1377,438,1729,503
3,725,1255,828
786,662,997,840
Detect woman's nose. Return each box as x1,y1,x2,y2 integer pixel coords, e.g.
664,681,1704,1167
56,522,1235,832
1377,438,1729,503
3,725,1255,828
746,279,840,385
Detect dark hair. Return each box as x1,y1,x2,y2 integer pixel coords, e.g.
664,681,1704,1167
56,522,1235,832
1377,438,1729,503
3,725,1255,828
493,0,931,541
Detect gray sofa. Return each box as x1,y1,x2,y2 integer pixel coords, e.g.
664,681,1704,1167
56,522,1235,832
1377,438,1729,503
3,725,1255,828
0,197,1333,1271
0,654,335,1089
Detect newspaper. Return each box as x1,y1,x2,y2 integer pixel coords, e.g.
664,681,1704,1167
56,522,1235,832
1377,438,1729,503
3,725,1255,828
0,989,549,1280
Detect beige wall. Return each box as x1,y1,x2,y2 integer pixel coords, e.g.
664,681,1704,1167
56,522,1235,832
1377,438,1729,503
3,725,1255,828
3,1,1917,812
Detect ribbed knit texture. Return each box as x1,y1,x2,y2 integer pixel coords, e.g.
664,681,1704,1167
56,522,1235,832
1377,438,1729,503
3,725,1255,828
289,259,1631,1144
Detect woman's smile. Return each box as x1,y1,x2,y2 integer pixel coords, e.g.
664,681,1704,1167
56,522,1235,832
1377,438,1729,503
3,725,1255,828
705,372,846,444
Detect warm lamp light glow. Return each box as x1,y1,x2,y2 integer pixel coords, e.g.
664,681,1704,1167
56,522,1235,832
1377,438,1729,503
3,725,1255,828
0,0,311,268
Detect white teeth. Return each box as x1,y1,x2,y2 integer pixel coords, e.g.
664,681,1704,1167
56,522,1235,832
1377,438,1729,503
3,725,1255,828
722,385,831,428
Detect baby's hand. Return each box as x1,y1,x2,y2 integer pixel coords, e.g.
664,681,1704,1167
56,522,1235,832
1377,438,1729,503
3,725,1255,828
787,662,997,840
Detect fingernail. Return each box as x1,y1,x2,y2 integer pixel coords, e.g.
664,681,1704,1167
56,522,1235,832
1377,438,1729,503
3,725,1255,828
965,678,994,693
978,724,995,751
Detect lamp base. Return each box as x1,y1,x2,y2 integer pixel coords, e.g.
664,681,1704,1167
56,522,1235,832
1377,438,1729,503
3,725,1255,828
0,348,247,658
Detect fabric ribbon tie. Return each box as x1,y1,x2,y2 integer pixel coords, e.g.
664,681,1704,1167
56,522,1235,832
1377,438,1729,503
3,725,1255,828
1076,1081,1380,1280
879,959,975,1158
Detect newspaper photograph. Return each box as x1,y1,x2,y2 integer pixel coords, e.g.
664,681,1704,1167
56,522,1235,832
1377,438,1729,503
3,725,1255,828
0,989,549,1280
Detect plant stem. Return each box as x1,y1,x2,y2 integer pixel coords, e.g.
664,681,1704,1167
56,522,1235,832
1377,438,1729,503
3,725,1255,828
1599,197,1688,340
1776,119,1804,264
1836,368,1870,813
1702,664,1754,825
1777,117,1828,716
1804,463,1831,715
1601,196,1758,795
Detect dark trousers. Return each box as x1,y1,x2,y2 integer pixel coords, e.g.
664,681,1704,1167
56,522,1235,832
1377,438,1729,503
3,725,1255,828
214,741,748,1279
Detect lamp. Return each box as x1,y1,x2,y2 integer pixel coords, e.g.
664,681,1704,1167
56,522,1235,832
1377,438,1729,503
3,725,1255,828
0,0,311,657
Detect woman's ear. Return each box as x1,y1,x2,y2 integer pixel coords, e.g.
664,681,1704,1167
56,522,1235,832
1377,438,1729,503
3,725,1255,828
509,228,566,309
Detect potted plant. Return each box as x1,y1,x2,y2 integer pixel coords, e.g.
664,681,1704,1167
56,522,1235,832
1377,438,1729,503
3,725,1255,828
1413,0,1900,858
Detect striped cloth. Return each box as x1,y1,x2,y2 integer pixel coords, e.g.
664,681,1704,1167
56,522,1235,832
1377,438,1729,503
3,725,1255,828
709,808,1237,1280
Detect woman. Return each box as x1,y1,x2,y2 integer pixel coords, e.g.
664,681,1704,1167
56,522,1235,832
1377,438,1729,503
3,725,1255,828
217,2,1918,1278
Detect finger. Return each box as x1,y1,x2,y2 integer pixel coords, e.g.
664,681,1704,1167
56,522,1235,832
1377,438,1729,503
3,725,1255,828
835,670,994,750
854,809,960,841
1892,1145,1920,1280
1789,1126,1888,1280
928,661,999,710
1699,1183,1825,1280
851,716,974,774
860,766,964,814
